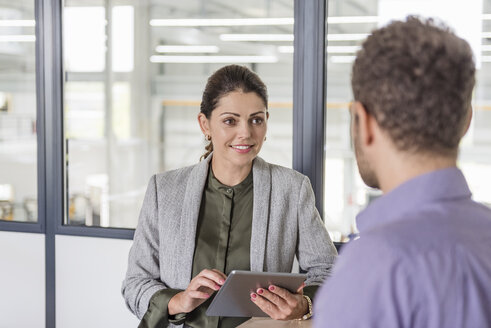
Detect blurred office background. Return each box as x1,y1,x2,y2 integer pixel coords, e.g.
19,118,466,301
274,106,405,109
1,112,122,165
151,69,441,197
1,0,491,327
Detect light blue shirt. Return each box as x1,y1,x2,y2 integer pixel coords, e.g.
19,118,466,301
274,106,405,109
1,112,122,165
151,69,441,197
314,167,491,328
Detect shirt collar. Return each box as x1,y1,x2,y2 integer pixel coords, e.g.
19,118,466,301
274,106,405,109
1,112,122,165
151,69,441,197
207,165,253,197
356,167,472,233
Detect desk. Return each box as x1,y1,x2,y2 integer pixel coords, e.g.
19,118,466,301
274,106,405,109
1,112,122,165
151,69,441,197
238,318,312,328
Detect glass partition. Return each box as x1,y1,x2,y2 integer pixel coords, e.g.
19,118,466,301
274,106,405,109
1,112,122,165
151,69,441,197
63,0,294,229
0,0,37,223
324,0,491,242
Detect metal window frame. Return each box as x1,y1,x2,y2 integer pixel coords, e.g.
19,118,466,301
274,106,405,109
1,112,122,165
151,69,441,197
293,0,327,216
0,0,328,236
0,0,46,235
46,0,135,241
1,0,328,327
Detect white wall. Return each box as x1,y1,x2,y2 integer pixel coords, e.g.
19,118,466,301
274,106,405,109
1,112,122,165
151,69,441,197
0,231,45,328
56,235,139,328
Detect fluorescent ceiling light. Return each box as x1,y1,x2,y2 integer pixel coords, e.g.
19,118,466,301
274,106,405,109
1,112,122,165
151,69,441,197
278,46,294,53
221,33,368,42
327,46,361,53
150,15,491,27
482,32,491,38
0,35,36,42
0,20,35,27
155,45,220,53
220,34,294,41
327,34,369,41
328,16,378,24
482,45,491,51
150,18,293,27
481,56,491,62
150,55,278,63
278,45,361,53
330,56,356,64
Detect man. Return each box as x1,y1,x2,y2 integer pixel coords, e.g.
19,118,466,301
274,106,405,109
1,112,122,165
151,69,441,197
314,17,491,327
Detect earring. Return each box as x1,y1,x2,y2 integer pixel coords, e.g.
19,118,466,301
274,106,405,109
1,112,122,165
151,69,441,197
205,134,211,141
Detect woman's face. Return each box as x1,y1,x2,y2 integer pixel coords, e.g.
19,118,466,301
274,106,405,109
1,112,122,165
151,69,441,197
198,90,268,169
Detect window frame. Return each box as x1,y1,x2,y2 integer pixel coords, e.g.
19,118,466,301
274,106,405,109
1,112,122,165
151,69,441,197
1,1,328,326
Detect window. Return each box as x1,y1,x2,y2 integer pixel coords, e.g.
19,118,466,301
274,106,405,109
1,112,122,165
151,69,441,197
0,1,37,223
324,0,491,242
63,0,294,229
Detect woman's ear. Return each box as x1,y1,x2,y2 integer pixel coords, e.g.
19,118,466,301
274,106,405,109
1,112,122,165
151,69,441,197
197,113,210,136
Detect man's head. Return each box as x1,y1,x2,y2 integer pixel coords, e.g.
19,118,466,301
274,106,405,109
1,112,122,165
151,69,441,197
351,17,475,189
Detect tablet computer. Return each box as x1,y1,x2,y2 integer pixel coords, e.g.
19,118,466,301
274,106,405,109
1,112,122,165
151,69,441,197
206,270,307,317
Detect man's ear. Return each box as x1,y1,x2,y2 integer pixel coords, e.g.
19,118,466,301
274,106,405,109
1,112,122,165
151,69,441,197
462,106,473,137
352,101,376,147
197,113,210,136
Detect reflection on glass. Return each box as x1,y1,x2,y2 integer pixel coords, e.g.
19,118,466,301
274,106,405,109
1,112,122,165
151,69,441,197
63,0,294,229
325,0,491,242
0,2,37,223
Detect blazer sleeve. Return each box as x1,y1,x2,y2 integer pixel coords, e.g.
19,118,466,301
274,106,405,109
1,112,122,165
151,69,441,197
121,175,169,319
296,175,338,286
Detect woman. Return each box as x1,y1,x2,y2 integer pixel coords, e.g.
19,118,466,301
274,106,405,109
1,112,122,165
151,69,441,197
122,65,337,328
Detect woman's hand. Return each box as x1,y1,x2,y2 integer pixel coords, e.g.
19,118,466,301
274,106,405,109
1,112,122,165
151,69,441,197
168,269,227,315
250,283,308,320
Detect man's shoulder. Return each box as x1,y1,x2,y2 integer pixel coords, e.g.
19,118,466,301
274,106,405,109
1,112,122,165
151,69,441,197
366,198,491,252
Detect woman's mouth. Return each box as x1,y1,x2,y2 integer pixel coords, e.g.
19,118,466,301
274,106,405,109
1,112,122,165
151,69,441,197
231,144,253,153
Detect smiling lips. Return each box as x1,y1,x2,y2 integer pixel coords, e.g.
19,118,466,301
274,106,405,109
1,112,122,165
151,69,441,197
231,144,253,153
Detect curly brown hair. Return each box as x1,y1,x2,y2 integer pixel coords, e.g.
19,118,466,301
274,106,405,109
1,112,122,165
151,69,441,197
351,16,475,156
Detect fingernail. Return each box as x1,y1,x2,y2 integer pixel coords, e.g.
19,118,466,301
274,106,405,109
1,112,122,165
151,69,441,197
268,285,275,291
205,293,210,298
215,284,221,290
251,293,257,298
219,279,225,284
257,288,263,295
251,297,256,302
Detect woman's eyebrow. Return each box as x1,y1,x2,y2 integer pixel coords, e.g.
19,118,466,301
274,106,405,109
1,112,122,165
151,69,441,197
219,111,265,117
219,112,240,117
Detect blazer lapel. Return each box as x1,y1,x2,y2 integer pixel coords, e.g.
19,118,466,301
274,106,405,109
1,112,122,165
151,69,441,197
250,157,271,272
176,155,211,287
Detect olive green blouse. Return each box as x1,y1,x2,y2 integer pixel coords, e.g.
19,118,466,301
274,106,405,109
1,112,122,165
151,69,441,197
139,167,253,328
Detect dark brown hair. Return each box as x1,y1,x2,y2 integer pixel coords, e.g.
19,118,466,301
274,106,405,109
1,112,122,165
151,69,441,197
200,65,268,160
352,16,475,156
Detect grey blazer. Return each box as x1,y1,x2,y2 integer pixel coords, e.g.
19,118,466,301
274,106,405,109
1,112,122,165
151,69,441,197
122,155,337,322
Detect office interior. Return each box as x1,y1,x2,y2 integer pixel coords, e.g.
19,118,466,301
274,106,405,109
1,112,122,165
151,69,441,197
1,0,490,327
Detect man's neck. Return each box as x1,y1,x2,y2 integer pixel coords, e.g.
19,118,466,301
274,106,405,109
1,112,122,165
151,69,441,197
378,152,457,194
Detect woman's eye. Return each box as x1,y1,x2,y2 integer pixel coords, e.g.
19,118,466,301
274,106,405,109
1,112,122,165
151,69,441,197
223,118,235,125
251,117,263,124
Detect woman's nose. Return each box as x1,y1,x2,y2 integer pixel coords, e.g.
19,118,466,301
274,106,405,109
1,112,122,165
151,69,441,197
237,122,252,139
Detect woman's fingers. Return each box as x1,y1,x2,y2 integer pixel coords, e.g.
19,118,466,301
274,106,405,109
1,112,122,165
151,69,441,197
199,269,226,285
251,286,307,320
190,275,221,292
250,292,281,319
267,285,299,307
255,288,289,309
187,290,211,300
187,269,228,295
211,269,228,282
